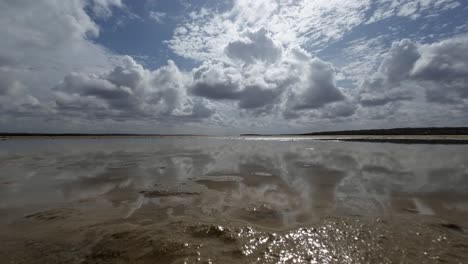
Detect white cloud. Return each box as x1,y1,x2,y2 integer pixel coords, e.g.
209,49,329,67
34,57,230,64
350,35,468,127
0,69,48,124
0,0,145,131
1,0,467,132
168,0,373,61
358,39,420,106
149,11,167,24
225,28,282,65
413,36,468,103
0,0,121,101
366,0,459,23
89,0,123,18
164,0,468,129
286,56,345,111
188,28,350,120
53,56,215,122
358,36,468,106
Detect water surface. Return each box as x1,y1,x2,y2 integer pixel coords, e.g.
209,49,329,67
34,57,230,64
1,137,467,263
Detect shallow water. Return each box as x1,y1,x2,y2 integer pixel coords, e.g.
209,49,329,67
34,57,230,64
1,137,468,263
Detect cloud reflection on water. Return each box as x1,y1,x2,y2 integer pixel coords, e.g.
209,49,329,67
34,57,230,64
1,138,467,227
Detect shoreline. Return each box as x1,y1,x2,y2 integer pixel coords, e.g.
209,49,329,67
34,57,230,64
2,134,468,144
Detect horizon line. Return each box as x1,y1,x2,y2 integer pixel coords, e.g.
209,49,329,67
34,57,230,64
2,126,468,137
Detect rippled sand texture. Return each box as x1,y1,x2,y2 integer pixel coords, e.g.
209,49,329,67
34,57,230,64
1,137,468,263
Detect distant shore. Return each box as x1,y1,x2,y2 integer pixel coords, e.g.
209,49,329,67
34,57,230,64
2,127,468,144
2,126,468,137
242,127,468,136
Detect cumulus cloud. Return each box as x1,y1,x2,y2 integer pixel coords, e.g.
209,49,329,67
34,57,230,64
359,37,468,107
53,56,214,122
188,28,349,119
0,0,105,62
0,69,45,122
1,0,467,132
358,39,420,107
189,28,288,112
0,66,52,124
225,28,282,65
0,0,122,104
191,61,242,100
379,40,421,84
412,37,468,103
287,57,345,111
190,59,286,113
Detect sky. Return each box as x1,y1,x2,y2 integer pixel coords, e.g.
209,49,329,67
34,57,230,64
0,0,467,134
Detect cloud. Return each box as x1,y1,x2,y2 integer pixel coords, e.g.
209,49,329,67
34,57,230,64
189,28,349,119
379,39,421,84
168,0,373,62
366,0,460,23
287,57,345,111
320,101,357,119
149,11,167,24
0,0,123,101
238,85,282,110
170,0,463,64
89,0,123,18
0,70,45,121
358,36,468,107
191,61,242,100
0,69,24,96
53,56,215,122
1,0,467,133
189,28,288,112
412,37,468,103
190,59,286,113
225,28,282,65
0,67,51,123
357,39,422,106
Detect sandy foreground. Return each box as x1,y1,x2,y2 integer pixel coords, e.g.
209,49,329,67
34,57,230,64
1,204,468,263
1,137,467,263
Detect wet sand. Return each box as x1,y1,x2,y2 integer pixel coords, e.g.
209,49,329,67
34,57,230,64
1,137,467,263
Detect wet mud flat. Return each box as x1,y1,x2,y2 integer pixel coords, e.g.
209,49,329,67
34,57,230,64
1,137,468,263
1,204,468,264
